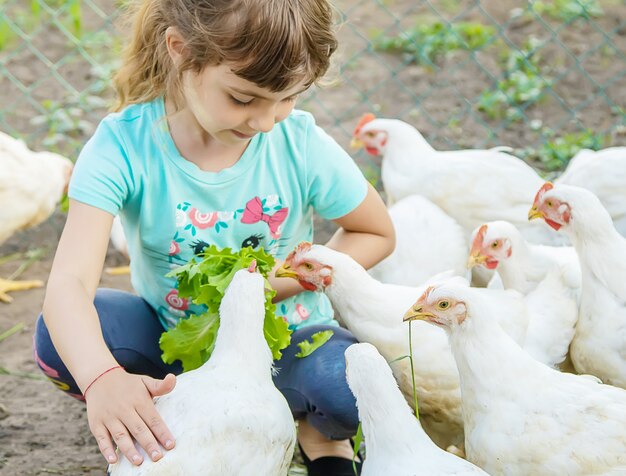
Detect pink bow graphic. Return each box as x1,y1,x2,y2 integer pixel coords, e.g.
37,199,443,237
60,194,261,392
241,197,288,239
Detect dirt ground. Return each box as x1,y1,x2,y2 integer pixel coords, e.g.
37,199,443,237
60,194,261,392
0,219,131,476
0,0,624,475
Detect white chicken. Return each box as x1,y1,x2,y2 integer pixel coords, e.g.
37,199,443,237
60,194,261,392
350,113,566,246
277,242,530,450
530,182,626,388
404,283,626,476
105,216,131,275
467,220,580,368
109,263,296,476
0,131,73,302
345,342,488,476
368,195,469,286
556,147,626,236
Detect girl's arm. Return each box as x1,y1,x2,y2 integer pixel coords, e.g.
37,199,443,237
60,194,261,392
43,199,175,466
269,183,394,299
325,182,395,267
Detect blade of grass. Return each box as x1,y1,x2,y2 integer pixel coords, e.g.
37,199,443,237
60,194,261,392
0,366,46,380
352,422,363,476
0,322,25,342
408,320,419,418
7,247,47,280
0,252,24,266
388,354,409,364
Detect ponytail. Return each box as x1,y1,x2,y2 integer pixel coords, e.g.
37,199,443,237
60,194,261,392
112,0,177,111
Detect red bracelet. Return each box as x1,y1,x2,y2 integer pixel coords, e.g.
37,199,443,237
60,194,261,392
83,365,124,398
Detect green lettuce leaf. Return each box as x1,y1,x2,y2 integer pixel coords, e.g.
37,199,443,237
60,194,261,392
295,330,334,358
159,245,292,371
160,312,219,372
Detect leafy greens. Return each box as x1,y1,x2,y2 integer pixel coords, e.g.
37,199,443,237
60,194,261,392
160,245,292,371
295,330,334,358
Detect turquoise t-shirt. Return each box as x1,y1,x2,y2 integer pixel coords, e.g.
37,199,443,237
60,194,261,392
69,97,368,331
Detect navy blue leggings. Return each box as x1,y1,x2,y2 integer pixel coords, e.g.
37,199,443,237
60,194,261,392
33,288,359,440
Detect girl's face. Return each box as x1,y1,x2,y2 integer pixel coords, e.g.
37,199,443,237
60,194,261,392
181,64,308,146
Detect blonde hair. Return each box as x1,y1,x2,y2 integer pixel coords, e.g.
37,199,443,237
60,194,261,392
112,0,338,111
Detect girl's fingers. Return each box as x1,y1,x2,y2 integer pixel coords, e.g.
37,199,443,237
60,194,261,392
91,424,118,464
123,412,164,462
137,403,175,451
107,420,144,466
142,373,176,397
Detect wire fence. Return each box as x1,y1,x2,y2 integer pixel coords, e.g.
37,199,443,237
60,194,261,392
1,0,625,181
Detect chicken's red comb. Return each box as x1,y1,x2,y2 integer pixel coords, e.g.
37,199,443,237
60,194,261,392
533,182,554,205
295,242,313,254
417,285,436,304
353,113,376,136
471,224,488,250
285,242,313,263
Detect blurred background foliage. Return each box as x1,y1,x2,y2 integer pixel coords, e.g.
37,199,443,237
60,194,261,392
0,0,624,181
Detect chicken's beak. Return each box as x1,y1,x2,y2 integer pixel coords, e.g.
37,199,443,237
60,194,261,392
403,306,432,322
275,263,298,279
467,253,487,269
350,137,364,149
528,206,544,221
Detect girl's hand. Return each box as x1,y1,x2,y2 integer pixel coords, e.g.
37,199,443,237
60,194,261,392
84,369,177,466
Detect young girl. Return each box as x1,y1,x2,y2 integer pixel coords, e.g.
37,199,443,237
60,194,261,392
34,1,395,475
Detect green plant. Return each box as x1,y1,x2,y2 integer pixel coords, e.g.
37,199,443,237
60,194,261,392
517,128,605,171
160,245,292,371
478,37,551,121
38,0,83,35
529,0,603,22
0,1,30,51
352,423,363,476
0,0,85,50
372,21,495,65
29,30,118,158
407,320,419,415
0,16,15,50
294,330,334,358
30,95,102,155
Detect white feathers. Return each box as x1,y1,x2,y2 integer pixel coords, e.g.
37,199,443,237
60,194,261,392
345,343,488,476
0,131,73,244
297,244,530,450
421,283,626,476
469,220,580,368
541,184,626,388
110,216,129,259
369,195,469,286
556,147,626,237
356,118,566,245
108,269,296,476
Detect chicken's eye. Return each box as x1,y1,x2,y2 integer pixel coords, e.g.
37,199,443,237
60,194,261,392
304,263,314,271
547,200,553,207
365,131,376,138
437,300,450,310
491,241,499,249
